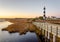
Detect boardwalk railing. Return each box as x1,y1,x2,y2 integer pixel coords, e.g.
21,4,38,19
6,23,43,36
33,22,60,42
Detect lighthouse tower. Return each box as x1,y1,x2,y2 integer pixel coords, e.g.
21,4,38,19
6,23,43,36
43,6,46,20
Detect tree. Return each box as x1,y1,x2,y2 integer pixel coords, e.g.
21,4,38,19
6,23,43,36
39,16,43,20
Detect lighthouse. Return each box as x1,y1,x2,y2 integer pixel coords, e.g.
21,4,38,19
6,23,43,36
43,6,46,20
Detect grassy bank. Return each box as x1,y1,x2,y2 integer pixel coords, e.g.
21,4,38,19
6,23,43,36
2,18,41,36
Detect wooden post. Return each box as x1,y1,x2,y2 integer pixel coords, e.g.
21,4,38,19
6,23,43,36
53,35,56,42
42,23,45,35
50,25,52,42
48,32,50,39
40,24,42,34
39,25,41,30
45,31,47,37
42,29,45,35
45,24,48,37
41,24,43,35
47,25,49,39
53,26,58,42
39,23,41,30
47,25,50,42
55,26,58,42
51,26,52,33
56,26,58,36
47,25,48,38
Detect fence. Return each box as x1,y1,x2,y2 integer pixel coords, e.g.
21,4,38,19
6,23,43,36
33,22,60,42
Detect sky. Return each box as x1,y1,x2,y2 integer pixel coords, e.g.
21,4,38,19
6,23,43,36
0,0,60,18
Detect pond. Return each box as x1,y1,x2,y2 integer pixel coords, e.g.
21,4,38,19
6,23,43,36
0,21,39,42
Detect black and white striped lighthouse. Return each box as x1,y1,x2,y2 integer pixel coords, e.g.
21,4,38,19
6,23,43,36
43,6,46,20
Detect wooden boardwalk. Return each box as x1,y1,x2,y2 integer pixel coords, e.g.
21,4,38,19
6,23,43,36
33,22,60,42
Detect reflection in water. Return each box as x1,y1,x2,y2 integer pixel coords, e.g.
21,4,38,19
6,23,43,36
0,21,40,42
0,31,38,42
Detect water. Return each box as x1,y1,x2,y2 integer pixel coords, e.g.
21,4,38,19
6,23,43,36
0,21,39,42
